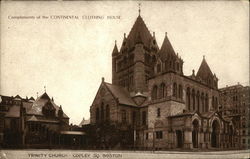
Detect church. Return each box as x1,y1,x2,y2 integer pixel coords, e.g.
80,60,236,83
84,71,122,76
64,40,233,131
89,10,236,150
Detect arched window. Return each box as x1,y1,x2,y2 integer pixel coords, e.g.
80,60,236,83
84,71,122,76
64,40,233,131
96,107,100,122
160,83,166,98
186,87,190,110
106,105,110,121
157,64,161,73
215,97,218,110
157,108,161,117
142,111,147,125
197,91,200,112
165,61,168,71
169,61,172,69
192,89,195,111
121,110,126,123
173,83,177,97
205,94,208,112
212,96,215,109
101,103,104,121
178,84,183,99
201,93,204,113
152,85,158,100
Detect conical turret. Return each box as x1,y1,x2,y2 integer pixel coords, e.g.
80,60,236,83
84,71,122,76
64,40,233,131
112,40,119,56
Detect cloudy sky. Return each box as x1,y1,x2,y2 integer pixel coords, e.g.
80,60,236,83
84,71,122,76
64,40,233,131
1,1,249,124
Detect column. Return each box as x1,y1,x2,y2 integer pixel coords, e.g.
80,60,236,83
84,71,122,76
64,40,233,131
199,131,205,149
184,130,192,149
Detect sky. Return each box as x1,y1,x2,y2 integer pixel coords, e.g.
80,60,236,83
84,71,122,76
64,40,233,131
0,1,249,125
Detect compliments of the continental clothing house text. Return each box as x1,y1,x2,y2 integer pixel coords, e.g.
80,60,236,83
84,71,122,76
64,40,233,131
8,15,121,20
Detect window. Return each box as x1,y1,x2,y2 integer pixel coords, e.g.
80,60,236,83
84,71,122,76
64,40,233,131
242,139,246,144
157,108,161,117
160,83,165,98
106,105,110,121
152,85,158,100
242,122,246,128
142,111,147,125
121,110,126,123
178,84,183,99
165,61,168,70
173,83,177,97
177,63,179,71
192,89,195,110
205,94,209,112
132,111,136,125
156,131,163,139
146,133,149,140
101,103,104,121
157,64,161,73
197,91,200,112
201,93,205,113
10,119,17,130
186,87,191,110
212,96,215,109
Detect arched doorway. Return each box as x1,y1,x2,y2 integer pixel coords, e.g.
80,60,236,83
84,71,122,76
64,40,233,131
192,119,199,148
211,120,220,148
176,130,183,148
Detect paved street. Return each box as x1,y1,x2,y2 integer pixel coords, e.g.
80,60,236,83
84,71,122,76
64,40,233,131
0,149,249,159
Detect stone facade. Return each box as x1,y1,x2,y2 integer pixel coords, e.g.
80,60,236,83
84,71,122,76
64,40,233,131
219,84,250,149
88,11,242,150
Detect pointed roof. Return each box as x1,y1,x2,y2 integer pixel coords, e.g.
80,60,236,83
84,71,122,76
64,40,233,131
15,95,21,98
126,15,153,48
104,82,137,106
196,57,213,79
27,92,69,118
40,92,50,100
158,33,176,60
29,97,35,101
112,41,119,56
14,95,22,100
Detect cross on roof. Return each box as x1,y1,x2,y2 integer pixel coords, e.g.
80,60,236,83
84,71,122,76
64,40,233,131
138,3,141,15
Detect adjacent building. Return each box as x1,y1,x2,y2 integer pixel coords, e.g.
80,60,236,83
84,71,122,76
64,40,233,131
0,92,86,149
219,84,250,149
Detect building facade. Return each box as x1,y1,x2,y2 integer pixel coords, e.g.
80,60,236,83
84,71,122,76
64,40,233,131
0,92,86,149
89,12,239,150
219,84,250,149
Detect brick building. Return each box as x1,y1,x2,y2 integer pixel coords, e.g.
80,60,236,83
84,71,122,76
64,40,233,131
219,84,250,149
0,92,86,149
89,11,237,150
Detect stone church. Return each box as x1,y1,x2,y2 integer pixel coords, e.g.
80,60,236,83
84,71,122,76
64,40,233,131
89,11,236,150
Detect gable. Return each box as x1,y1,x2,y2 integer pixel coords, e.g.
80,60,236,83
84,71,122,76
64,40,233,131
91,82,117,107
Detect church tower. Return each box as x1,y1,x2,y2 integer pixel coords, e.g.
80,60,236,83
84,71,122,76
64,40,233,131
112,11,159,94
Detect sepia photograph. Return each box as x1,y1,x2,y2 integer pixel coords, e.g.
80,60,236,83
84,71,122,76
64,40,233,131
0,0,249,158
